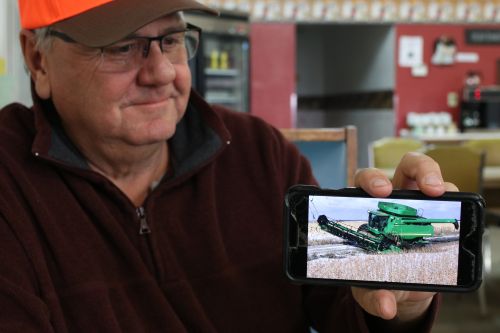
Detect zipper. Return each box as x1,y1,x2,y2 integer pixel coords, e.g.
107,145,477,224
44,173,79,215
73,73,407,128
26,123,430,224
136,206,162,282
137,206,151,235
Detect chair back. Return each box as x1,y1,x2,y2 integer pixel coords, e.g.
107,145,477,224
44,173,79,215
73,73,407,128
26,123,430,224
464,139,500,167
369,137,424,169
424,145,484,193
280,127,357,188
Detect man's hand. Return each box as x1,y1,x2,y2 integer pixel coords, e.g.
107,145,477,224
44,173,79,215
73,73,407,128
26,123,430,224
355,152,458,197
351,152,458,322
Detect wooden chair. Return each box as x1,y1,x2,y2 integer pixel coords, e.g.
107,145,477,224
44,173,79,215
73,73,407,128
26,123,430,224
368,137,424,169
280,126,357,188
423,145,485,193
463,139,500,226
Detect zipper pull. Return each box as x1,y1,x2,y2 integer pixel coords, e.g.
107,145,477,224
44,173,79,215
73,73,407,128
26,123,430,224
137,206,151,235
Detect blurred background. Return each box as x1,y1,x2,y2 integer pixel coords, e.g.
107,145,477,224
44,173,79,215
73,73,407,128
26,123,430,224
1,0,500,330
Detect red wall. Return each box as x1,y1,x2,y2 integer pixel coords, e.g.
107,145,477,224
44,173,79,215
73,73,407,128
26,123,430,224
250,23,296,128
395,24,500,134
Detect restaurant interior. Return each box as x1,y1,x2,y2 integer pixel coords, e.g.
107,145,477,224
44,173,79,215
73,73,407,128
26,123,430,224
1,0,500,331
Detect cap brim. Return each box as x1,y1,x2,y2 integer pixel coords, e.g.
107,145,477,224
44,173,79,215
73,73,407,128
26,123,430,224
52,0,218,47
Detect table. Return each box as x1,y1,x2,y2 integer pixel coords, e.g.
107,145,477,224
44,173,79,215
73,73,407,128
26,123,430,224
414,132,500,145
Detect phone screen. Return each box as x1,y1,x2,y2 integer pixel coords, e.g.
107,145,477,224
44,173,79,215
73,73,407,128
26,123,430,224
306,195,462,286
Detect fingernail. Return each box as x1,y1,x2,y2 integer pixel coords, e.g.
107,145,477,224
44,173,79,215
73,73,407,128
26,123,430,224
424,174,443,186
371,178,390,188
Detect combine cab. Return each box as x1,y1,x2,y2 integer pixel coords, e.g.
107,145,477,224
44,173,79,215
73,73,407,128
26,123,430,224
317,201,459,252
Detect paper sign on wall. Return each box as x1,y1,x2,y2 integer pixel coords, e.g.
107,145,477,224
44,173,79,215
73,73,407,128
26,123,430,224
455,52,480,63
398,36,423,67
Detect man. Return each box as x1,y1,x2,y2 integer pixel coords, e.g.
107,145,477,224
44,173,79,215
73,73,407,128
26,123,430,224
0,0,455,331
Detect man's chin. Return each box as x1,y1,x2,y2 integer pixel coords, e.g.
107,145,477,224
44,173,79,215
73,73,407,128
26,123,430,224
126,126,177,146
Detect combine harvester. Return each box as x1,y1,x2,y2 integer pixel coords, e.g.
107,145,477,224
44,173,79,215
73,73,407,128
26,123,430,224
317,201,459,253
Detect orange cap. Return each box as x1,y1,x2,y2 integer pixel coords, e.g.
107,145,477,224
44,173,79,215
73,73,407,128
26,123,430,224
17,0,218,47
19,0,114,29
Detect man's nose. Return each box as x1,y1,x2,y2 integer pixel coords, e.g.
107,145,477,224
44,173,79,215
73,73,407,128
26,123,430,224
137,42,176,86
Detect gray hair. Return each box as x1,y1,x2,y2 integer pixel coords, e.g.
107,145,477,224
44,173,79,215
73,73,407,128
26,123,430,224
33,27,54,51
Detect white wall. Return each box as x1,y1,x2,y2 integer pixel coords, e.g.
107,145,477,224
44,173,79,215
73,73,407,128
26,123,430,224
297,24,395,95
0,0,31,108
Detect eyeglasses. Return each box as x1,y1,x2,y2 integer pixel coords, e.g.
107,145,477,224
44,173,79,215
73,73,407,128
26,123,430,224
48,24,201,73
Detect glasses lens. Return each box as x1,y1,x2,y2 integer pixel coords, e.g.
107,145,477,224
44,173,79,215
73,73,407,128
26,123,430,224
99,28,200,72
184,30,199,60
160,30,199,63
100,39,145,72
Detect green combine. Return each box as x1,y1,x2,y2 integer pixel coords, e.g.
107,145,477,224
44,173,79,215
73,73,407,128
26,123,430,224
317,201,459,252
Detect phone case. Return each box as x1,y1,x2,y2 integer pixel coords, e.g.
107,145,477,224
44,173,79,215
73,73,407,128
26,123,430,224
284,185,485,292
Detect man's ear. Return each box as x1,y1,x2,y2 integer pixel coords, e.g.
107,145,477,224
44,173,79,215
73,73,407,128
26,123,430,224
20,29,51,99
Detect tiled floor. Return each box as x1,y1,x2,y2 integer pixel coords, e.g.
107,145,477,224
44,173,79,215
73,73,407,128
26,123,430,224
433,281,500,333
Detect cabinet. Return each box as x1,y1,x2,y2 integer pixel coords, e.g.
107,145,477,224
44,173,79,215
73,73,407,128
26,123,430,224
186,11,250,112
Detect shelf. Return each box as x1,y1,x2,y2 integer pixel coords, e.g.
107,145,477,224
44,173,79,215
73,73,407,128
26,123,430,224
206,96,240,104
204,68,240,76
206,81,240,89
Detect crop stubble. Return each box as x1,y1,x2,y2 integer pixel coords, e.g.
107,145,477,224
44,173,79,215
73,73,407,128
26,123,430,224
307,221,459,285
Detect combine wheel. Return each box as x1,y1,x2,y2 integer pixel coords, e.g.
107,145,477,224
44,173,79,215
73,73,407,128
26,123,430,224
379,238,396,251
317,215,329,226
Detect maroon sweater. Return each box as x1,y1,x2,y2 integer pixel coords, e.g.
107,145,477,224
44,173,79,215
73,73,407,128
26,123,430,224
0,92,438,332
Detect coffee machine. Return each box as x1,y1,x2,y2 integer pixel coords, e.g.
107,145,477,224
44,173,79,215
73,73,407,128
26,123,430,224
460,86,500,131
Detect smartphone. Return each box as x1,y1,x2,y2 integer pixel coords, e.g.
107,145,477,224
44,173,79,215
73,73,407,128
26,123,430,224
284,186,485,292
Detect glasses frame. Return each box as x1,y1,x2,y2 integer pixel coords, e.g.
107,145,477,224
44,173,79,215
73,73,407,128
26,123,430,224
47,23,202,70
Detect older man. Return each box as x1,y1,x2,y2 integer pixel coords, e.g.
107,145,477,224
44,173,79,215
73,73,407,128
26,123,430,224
0,0,454,331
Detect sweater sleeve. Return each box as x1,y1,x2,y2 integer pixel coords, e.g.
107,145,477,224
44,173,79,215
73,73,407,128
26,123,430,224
0,216,54,332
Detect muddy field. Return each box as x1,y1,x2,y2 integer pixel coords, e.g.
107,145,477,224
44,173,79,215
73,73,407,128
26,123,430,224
306,221,460,285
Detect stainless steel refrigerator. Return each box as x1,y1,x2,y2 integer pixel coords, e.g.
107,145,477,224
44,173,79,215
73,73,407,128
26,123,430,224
185,11,250,112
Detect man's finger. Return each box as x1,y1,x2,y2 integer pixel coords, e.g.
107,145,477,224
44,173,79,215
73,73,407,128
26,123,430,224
351,287,397,320
392,152,446,197
354,168,393,198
